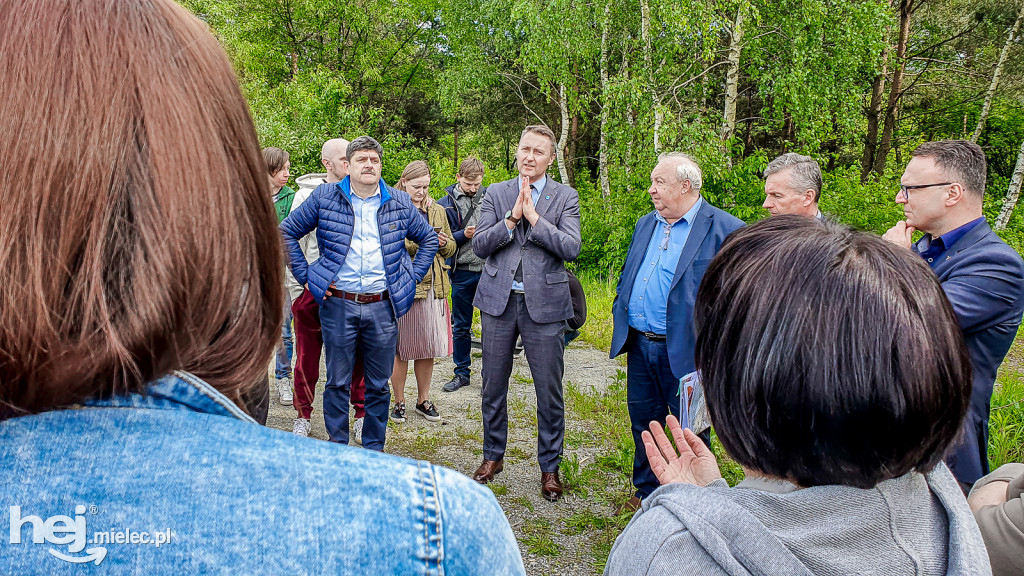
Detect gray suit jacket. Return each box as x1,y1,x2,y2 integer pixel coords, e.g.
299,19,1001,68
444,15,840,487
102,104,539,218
472,177,581,323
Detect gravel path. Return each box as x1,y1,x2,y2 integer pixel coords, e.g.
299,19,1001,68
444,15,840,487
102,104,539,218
266,341,626,576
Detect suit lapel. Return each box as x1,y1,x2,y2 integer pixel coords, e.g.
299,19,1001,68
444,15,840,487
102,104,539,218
670,202,713,291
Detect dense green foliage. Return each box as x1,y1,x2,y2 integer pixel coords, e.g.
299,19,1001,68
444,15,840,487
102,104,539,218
181,0,1024,271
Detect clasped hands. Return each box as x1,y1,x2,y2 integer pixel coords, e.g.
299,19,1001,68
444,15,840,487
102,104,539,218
506,175,540,230
643,415,722,487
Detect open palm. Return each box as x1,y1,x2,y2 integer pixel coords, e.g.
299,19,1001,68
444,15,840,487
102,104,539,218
642,415,722,486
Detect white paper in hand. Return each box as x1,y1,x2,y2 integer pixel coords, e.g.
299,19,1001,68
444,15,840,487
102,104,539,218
679,371,710,434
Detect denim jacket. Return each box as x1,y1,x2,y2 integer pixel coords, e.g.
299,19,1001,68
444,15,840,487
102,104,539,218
0,372,525,575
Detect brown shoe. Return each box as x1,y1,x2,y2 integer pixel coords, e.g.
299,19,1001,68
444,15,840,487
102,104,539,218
616,496,642,515
541,471,563,501
472,459,504,484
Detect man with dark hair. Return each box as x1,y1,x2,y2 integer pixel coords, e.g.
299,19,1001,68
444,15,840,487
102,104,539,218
884,139,1024,488
281,136,438,450
610,152,744,511
471,125,581,501
762,152,824,218
439,156,487,392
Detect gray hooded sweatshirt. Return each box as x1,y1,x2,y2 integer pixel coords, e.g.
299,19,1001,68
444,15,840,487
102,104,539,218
605,464,991,576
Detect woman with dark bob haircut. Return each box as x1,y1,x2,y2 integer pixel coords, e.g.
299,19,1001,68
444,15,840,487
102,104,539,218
605,216,991,575
0,1,523,573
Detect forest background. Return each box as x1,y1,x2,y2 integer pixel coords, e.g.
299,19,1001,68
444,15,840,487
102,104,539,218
180,0,1024,274
178,1,1024,566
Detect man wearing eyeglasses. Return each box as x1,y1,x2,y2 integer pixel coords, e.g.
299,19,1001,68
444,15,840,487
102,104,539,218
883,139,1024,490
610,153,744,511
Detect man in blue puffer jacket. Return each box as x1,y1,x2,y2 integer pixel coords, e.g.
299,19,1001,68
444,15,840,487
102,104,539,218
281,136,438,450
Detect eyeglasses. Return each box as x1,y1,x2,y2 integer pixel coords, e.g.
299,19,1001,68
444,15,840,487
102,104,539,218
898,182,954,200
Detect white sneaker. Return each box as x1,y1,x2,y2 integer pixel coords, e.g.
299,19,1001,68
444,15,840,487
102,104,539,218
292,418,310,437
352,417,364,445
278,378,293,405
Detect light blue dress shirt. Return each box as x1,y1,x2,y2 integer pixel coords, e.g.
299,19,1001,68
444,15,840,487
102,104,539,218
510,176,546,292
335,182,388,293
627,197,704,334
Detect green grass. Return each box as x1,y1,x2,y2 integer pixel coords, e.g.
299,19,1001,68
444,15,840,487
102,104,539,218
521,519,561,556
575,272,618,353
990,332,1024,469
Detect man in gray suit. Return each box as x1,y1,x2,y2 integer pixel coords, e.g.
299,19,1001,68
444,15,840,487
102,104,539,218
471,125,581,501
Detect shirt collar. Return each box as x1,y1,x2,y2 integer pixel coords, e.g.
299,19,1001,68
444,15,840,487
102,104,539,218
655,195,704,226
84,371,255,422
338,176,388,203
936,217,985,251
528,175,548,196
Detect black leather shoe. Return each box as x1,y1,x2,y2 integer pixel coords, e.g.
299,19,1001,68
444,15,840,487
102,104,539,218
442,375,470,392
472,460,504,484
541,471,563,501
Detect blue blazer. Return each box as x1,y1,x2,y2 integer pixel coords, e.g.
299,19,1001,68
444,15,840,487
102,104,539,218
917,221,1024,485
610,200,744,379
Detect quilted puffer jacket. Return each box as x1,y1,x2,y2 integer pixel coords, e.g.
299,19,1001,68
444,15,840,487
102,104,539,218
280,176,439,318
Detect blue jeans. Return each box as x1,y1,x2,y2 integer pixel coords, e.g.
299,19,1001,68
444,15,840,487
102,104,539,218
318,297,397,450
275,304,293,378
449,268,481,380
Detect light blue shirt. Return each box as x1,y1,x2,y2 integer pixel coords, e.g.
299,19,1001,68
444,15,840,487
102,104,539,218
335,183,388,293
510,176,547,292
627,197,704,334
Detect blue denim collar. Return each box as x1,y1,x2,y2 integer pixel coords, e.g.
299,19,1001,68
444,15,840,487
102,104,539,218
83,371,255,422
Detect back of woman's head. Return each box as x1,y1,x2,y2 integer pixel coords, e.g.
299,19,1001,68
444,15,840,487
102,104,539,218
0,0,282,418
695,216,971,488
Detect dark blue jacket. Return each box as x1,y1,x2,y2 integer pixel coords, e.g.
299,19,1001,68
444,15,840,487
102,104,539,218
610,200,744,379
438,183,487,248
917,220,1024,485
280,176,438,318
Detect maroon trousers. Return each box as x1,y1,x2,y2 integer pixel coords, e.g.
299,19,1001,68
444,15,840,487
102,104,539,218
291,288,365,420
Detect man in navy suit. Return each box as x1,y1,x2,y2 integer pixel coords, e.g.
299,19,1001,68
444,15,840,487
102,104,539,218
610,153,744,508
884,139,1024,489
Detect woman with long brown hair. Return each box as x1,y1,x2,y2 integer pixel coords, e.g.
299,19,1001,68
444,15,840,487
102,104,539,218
0,1,523,572
389,160,457,423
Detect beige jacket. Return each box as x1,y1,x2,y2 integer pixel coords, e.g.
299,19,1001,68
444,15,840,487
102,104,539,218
405,198,456,299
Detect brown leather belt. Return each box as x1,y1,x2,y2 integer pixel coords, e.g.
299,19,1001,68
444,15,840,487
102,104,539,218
331,290,389,304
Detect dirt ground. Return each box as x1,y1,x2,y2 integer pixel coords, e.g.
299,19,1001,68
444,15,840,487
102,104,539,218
266,341,626,576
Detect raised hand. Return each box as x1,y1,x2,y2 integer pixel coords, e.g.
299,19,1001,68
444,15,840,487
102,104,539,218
641,415,722,487
522,180,539,225
882,221,915,249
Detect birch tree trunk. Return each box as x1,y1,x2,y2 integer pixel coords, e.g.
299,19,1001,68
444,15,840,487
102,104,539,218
556,83,571,184
721,2,748,142
639,0,661,152
971,9,1022,143
873,0,915,176
995,140,1024,230
599,0,612,199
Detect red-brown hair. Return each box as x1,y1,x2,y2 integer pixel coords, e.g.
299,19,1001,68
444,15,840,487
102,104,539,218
0,0,283,418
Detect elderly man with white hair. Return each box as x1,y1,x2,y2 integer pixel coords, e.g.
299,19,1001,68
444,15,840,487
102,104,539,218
609,152,745,512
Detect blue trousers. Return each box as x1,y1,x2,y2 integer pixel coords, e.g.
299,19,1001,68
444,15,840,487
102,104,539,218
318,297,396,450
449,268,481,380
275,304,293,379
626,332,683,499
